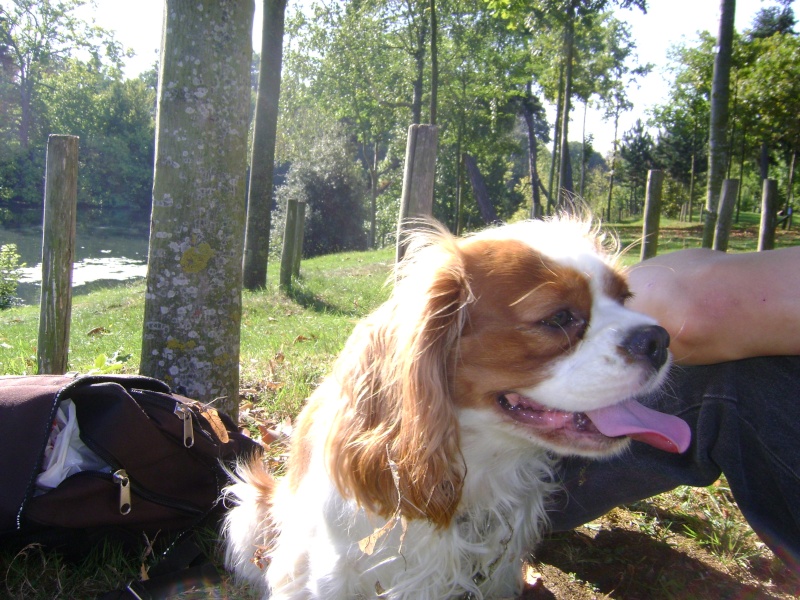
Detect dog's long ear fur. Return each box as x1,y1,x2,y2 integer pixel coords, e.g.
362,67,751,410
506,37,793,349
326,226,470,528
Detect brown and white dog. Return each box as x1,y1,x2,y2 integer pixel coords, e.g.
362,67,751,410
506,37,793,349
224,218,690,599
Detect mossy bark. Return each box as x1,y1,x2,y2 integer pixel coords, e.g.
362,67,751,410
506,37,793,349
141,0,254,419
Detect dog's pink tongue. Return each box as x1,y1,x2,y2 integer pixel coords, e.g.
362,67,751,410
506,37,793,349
586,401,691,454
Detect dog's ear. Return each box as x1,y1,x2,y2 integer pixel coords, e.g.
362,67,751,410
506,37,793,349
326,231,469,528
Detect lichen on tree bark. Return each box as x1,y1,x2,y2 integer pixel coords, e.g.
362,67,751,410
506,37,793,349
140,0,254,419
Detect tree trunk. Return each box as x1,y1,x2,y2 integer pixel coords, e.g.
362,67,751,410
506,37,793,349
606,107,619,222
464,153,498,225
688,153,696,222
18,74,33,150
411,19,428,125
687,99,700,222
759,142,769,180
522,85,542,219
140,0,254,419
243,0,288,289
736,129,746,222
547,61,565,215
369,141,378,247
455,124,463,235
758,179,778,251
787,149,796,212
702,0,736,248
557,2,576,208
579,100,588,197
725,75,738,178
713,179,739,251
429,0,438,125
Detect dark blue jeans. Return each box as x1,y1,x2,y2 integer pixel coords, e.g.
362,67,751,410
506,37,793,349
549,356,800,572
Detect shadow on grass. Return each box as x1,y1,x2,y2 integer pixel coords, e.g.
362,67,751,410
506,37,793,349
533,527,798,599
284,279,363,318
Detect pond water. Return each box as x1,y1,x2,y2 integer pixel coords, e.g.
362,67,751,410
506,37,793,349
1,214,150,305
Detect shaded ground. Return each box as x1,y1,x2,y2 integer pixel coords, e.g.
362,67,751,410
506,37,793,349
527,502,799,599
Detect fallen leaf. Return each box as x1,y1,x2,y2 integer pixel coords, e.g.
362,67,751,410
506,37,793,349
258,425,281,444
359,517,399,555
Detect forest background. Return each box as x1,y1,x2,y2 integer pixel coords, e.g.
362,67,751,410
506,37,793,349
1,0,799,257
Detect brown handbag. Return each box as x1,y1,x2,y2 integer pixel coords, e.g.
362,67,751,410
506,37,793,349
0,373,259,550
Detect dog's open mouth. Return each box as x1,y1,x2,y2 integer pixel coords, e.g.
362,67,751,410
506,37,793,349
498,393,691,453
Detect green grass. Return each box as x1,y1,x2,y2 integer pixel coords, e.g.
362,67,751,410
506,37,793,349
1,218,798,598
0,246,396,599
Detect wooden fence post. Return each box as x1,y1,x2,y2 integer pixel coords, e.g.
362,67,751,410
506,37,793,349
37,135,79,374
396,124,438,262
758,179,778,251
712,179,739,252
292,201,306,278
640,170,663,261
280,199,298,289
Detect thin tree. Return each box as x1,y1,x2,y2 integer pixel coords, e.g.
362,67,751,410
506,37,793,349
243,0,289,289
520,82,547,218
556,0,576,206
702,0,736,248
429,0,438,125
140,0,254,419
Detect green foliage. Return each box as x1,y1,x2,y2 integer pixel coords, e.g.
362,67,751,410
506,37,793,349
0,0,154,213
0,243,24,309
738,32,800,153
276,124,368,258
87,350,132,375
653,18,800,218
619,119,654,208
747,0,796,39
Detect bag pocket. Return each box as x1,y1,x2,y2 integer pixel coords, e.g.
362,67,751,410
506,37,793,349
24,470,205,533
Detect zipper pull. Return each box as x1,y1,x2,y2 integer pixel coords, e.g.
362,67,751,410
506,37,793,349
113,469,132,515
174,404,195,448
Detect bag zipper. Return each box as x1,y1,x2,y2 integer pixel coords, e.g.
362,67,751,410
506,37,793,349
132,389,217,448
113,469,132,515
80,435,206,518
174,404,195,448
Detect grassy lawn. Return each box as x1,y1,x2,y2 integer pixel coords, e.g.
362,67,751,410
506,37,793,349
1,218,798,598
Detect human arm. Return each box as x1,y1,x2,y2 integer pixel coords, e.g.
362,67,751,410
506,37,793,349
626,246,800,365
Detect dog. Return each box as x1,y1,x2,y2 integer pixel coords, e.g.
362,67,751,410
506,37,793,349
224,217,691,599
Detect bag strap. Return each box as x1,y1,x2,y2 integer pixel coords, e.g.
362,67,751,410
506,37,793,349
97,532,221,600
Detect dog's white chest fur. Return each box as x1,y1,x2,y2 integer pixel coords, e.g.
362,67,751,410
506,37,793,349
263,424,555,599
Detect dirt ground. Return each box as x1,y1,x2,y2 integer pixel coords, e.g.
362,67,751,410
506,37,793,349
525,503,800,600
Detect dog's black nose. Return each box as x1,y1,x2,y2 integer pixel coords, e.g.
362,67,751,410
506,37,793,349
622,325,670,370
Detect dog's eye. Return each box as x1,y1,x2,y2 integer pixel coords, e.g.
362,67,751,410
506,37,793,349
541,309,574,329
